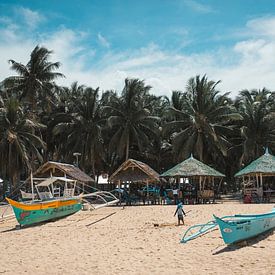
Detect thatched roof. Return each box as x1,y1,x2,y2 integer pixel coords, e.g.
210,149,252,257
235,149,275,177
160,155,225,178
109,159,160,183
30,161,94,183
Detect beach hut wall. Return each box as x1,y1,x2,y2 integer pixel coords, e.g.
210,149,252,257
235,149,275,177
26,161,94,183
160,155,225,178
109,159,160,183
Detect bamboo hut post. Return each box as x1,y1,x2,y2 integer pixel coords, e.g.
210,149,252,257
118,180,121,205
242,176,245,195
212,176,214,188
217,178,223,196
202,177,206,191
146,179,149,204
260,173,263,187
260,173,263,202
212,176,215,203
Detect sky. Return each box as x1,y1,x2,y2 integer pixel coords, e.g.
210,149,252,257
1,0,275,97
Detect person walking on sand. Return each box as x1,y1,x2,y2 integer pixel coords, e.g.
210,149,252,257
174,202,186,226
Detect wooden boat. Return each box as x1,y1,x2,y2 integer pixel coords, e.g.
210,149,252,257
214,208,275,244
181,208,275,244
6,177,83,226
6,176,118,227
6,197,82,226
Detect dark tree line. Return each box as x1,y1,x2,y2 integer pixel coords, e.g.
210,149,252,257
1,46,275,192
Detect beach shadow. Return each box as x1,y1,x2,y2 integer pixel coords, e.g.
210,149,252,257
212,229,274,255
0,221,52,233
0,213,81,233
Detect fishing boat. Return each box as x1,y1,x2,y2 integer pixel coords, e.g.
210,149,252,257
6,197,82,226
6,176,119,227
214,208,275,244
181,208,275,244
6,177,82,226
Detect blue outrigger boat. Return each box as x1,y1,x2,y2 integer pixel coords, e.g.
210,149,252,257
181,208,275,244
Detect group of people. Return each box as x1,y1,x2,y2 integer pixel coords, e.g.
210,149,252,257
159,185,181,205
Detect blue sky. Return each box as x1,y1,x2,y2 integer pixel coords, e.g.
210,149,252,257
1,0,275,96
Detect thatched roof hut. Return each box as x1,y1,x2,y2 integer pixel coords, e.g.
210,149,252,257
235,149,275,177
160,155,224,199
109,159,159,184
29,161,94,183
160,155,225,178
235,149,275,199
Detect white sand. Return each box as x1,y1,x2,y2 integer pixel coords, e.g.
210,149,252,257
0,203,274,274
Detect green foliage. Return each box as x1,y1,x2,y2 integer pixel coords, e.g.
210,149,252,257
1,46,275,188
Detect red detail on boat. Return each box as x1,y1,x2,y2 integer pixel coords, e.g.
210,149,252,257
20,211,30,220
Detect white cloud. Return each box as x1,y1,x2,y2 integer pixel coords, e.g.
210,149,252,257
183,0,216,14
16,7,44,29
97,33,110,48
246,16,275,38
1,12,275,98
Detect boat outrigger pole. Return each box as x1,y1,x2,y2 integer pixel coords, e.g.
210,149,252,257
31,170,34,202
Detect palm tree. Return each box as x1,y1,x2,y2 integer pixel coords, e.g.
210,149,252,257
0,98,45,189
164,75,240,163
104,78,160,161
4,45,64,109
235,88,275,163
53,87,104,178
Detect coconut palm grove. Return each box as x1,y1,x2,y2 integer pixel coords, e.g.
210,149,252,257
0,45,275,194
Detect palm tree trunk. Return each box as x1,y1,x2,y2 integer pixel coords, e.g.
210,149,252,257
125,135,129,161
197,132,203,161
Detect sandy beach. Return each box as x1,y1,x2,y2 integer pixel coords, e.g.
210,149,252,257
0,203,274,275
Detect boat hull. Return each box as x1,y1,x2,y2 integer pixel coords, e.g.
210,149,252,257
6,198,82,226
214,209,275,244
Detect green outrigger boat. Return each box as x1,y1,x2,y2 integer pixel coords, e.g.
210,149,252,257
6,197,82,226
181,208,275,244
6,176,118,227
6,177,82,226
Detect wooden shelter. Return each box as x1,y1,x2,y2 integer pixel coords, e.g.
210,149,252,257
30,161,94,183
235,148,275,202
109,159,160,188
24,161,94,195
160,155,225,202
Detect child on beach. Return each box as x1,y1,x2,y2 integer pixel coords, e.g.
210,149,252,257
174,202,186,226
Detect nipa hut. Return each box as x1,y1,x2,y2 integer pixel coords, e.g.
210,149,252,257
109,158,160,190
26,161,94,193
160,155,225,203
31,161,94,183
235,148,275,202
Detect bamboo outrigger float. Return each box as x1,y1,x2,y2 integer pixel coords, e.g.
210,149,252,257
181,208,275,245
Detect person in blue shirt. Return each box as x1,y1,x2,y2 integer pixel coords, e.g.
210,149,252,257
174,202,186,226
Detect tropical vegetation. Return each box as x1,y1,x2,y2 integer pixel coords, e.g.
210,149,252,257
0,45,275,195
